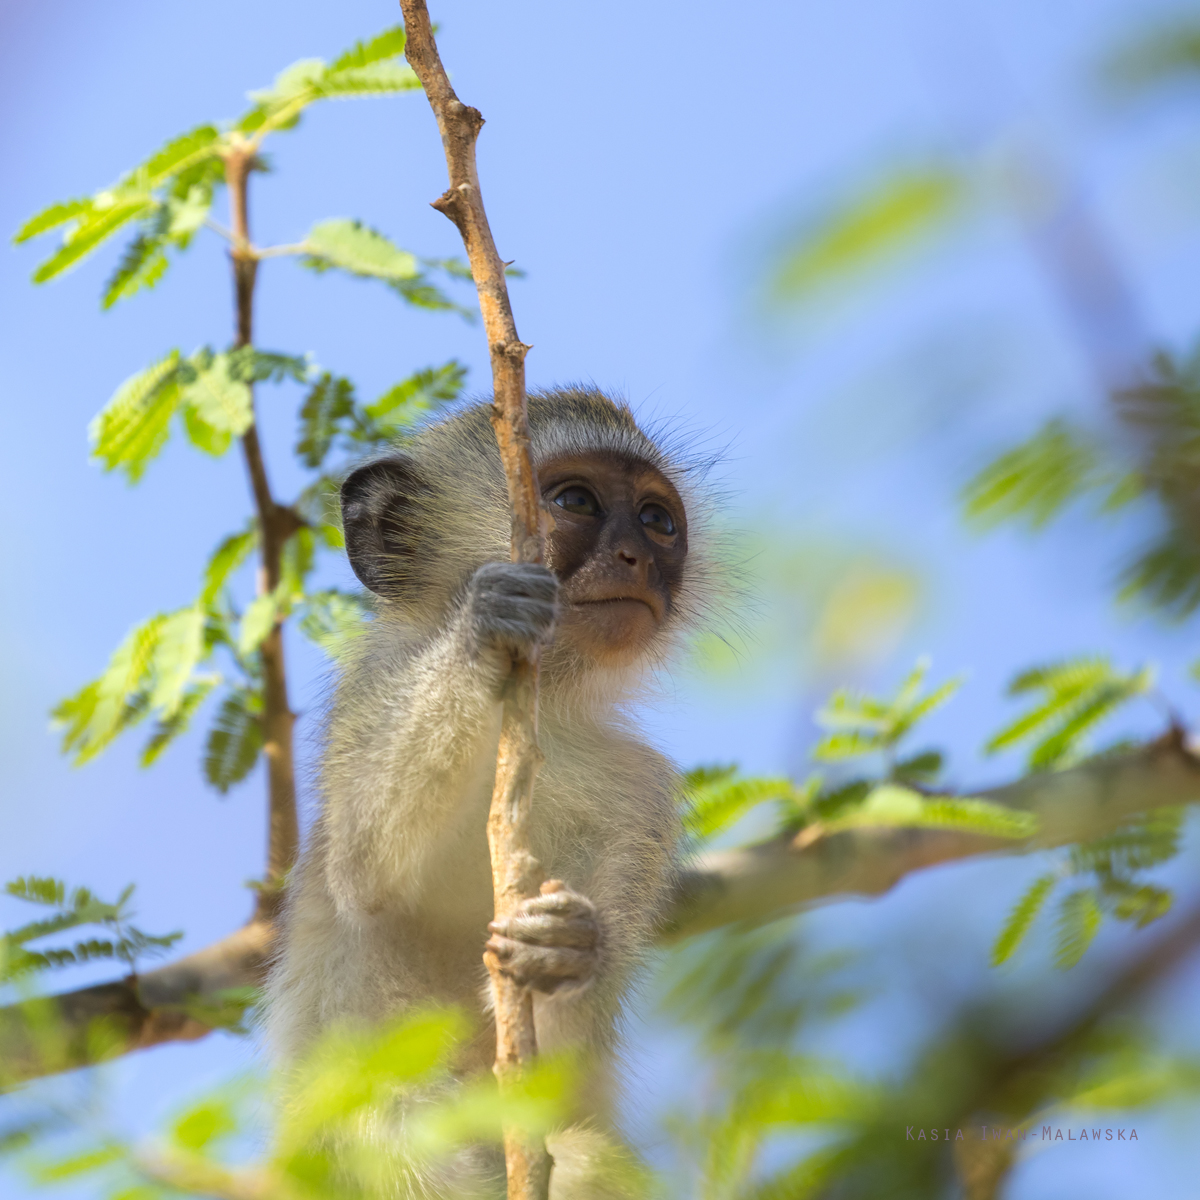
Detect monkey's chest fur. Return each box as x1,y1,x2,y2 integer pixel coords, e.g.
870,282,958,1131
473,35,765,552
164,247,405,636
267,696,678,1066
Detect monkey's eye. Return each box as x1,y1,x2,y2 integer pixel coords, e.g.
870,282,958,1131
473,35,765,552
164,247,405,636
554,486,601,516
639,503,676,536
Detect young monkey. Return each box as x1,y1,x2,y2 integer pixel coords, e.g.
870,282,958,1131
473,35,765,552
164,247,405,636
265,387,712,1189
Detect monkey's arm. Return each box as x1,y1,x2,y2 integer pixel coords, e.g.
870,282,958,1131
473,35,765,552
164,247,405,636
319,562,558,915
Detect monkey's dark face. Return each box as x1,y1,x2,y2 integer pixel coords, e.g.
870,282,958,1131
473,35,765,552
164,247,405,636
540,451,687,665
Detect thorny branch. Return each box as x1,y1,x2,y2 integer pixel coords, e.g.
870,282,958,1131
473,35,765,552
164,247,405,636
396,6,552,1199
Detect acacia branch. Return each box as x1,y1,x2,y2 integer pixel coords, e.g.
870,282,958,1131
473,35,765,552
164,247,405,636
5,736,1198,1087
398,6,552,1200
664,729,1200,941
0,921,273,1088
222,139,299,908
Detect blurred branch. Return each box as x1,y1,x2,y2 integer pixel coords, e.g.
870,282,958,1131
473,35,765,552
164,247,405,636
4,733,1198,1084
665,729,1200,940
0,920,271,1088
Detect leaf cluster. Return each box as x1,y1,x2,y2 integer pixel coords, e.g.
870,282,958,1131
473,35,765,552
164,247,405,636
1,878,180,985
985,656,1153,771
962,343,1200,620
2,1007,593,1200
992,807,1183,969
12,27,443,314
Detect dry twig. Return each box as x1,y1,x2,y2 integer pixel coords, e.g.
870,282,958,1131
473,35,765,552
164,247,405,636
397,5,552,1197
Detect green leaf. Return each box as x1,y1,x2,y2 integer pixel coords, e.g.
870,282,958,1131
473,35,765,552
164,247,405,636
202,527,258,605
297,373,356,468
768,168,966,304
329,25,406,70
137,124,223,187
180,352,254,456
986,658,1153,770
171,1100,238,1152
5,877,67,907
315,61,421,99
826,785,1036,840
32,198,153,283
144,607,206,717
1112,883,1173,929
811,730,884,761
892,749,943,785
298,591,370,659
681,770,797,842
303,219,419,282
991,873,1057,966
363,360,467,433
13,198,91,243
1054,888,1103,969
53,615,165,763
962,419,1100,531
203,689,264,793
31,1144,123,1181
140,678,219,767
89,352,183,481
238,592,281,657
813,658,961,761
102,226,169,309
226,346,310,384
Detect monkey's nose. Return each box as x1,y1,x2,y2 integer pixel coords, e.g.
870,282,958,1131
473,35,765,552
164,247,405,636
617,548,638,566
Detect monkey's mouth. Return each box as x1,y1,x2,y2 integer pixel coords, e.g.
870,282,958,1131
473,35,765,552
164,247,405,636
570,596,663,623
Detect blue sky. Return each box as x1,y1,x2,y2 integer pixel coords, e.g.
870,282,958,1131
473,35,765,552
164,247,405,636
4,0,1200,1195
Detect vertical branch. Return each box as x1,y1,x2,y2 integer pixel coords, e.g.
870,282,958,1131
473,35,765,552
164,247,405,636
397,5,552,1198
223,139,300,917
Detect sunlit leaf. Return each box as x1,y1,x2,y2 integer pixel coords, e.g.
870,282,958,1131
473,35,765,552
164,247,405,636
180,352,254,456
991,873,1057,966
89,351,183,481
202,527,258,605
32,199,153,283
303,219,419,282
1054,888,1103,969
963,419,1101,531
13,198,90,244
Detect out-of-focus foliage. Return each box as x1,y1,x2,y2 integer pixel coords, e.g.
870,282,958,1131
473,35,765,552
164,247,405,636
1104,17,1200,92
992,806,1183,969
985,656,1154,771
0,1007,589,1200
766,167,968,307
964,339,1200,620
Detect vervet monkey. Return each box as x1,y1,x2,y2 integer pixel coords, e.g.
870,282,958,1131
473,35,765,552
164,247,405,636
266,387,715,1190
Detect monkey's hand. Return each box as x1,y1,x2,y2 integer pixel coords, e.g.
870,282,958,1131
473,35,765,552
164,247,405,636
465,561,559,666
486,881,599,994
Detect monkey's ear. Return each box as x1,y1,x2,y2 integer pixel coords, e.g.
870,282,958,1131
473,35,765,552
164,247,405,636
341,454,429,597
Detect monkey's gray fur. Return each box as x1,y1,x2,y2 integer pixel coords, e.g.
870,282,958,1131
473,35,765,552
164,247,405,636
264,388,718,1195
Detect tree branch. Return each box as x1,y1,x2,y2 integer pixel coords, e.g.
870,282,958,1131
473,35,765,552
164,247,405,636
0,921,273,1088
398,7,552,1199
5,735,1198,1087
222,138,299,909
664,730,1200,941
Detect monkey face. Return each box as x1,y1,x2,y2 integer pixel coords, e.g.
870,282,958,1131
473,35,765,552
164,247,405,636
540,451,688,666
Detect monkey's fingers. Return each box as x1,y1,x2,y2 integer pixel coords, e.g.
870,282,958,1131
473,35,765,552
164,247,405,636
486,936,595,990
487,914,597,949
517,890,597,921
